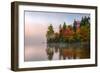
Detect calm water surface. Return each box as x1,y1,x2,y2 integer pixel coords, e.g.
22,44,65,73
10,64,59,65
25,42,90,61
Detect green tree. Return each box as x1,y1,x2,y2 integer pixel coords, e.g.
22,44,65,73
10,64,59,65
80,16,90,42
46,24,55,43
63,22,67,30
80,16,90,27
73,20,77,32
46,24,54,37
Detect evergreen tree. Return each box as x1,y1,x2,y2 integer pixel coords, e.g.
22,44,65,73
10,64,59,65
73,20,77,32
63,22,66,30
46,24,54,36
80,16,90,27
46,24,54,43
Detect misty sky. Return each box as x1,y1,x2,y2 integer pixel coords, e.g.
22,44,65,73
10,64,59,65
25,11,90,45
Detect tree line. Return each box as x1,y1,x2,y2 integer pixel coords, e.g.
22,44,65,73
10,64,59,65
46,16,90,43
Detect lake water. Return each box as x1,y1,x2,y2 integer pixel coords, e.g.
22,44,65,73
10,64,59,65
24,42,90,61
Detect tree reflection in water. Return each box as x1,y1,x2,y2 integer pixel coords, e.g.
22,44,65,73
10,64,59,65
46,42,90,60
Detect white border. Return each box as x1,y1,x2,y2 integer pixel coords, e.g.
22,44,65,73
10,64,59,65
18,5,96,68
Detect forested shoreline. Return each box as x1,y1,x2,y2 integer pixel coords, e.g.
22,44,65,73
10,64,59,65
46,16,90,43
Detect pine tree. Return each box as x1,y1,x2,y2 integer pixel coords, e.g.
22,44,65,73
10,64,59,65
63,22,66,30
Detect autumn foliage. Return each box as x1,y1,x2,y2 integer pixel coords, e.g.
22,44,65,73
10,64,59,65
46,16,90,43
